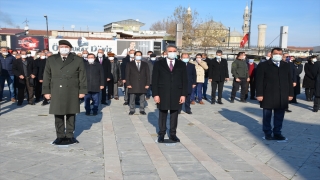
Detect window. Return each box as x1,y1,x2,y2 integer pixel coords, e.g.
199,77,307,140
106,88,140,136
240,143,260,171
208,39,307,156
0,35,6,41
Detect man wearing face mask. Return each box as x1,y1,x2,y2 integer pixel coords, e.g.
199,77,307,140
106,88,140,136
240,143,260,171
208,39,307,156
35,52,47,104
312,56,320,112
190,54,208,104
106,52,121,100
126,51,150,115
260,52,271,63
84,53,104,116
152,45,188,143
290,58,303,103
230,52,250,103
0,47,16,102
208,50,229,104
158,51,168,61
146,53,157,100
282,53,297,112
12,50,37,105
303,56,317,102
256,48,294,140
82,50,89,61
121,50,135,105
26,51,34,61
95,49,111,105
42,40,87,145
12,50,18,58
245,59,257,100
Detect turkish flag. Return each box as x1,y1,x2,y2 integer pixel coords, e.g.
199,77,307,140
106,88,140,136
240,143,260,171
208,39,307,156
240,33,249,48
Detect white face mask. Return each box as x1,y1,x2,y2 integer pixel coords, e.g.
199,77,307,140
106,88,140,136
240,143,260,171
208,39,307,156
60,48,70,55
88,58,95,64
272,55,282,62
216,56,221,59
109,57,114,60
98,53,103,58
21,55,27,59
129,54,135,58
266,57,270,60
135,56,142,61
312,58,317,63
163,55,167,58
2,52,8,56
12,55,16,57
167,52,176,60
82,54,88,58
196,58,202,61
151,57,156,61
27,54,31,57
41,56,46,59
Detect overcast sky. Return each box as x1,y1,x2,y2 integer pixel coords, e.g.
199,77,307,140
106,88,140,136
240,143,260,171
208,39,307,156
1,0,319,47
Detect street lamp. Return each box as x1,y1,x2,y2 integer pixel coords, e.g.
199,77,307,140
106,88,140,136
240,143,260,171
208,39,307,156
44,15,49,37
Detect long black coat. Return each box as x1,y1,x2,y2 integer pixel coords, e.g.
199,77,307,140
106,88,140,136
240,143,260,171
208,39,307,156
12,58,37,88
208,58,229,82
37,59,47,80
95,57,111,85
293,63,303,94
85,62,104,92
303,61,316,88
126,61,150,94
121,55,130,80
42,53,87,115
256,60,294,109
152,59,188,110
186,62,196,94
312,62,320,97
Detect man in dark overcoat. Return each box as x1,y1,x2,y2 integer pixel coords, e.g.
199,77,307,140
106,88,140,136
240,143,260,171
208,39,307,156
95,49,111,105
126,51,150,115
256,48,294,141
121,50,135,105
312,58,320,112
152,45,188,143
42,40,87,145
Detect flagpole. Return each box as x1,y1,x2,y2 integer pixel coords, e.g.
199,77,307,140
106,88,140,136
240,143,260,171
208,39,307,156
248,0,253,48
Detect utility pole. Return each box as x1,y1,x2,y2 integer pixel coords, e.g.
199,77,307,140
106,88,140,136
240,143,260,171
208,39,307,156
248,0,253,48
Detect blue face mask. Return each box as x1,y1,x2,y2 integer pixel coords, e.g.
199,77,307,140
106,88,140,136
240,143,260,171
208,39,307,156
182,59,189,63
249,59,254,63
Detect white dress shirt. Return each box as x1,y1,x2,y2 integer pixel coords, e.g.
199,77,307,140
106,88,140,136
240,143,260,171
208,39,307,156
166,58,175,68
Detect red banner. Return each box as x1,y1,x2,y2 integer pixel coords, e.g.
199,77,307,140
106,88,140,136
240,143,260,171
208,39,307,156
240,33,249,48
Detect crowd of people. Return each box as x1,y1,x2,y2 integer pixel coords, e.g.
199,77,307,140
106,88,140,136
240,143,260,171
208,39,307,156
1,41,319,145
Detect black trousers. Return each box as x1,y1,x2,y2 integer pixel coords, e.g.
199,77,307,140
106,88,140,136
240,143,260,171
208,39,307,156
35,80,42,100
17,78,34,103
158,110,178,137
107,79,114,99
246,77,256,98
101,86,107,103
305,88,314,100
231,78,247,100
211,81,224,101
54,114,75,138
314,97,320,110
178,94,191,113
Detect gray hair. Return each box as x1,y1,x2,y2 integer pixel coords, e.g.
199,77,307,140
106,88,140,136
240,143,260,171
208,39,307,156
166,44,177,50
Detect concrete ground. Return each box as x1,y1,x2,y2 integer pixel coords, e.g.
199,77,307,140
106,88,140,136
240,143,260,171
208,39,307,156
0,81,319,180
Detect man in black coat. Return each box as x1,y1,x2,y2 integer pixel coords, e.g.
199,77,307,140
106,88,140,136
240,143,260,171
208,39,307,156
121,50,135,105
107,52,121,100
290,58,303,103
312,58,320,112
95,49,111,105
256,48,294,140
245,59,258,100
152,45,188,143
35,52,48,105
12,50,37,105
282,53,297,112
178,53,196,114
84,54,104,115
209,50,229,104
126,51,150,115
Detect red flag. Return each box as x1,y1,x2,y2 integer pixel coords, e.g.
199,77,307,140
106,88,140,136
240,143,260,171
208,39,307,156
240,33,249,48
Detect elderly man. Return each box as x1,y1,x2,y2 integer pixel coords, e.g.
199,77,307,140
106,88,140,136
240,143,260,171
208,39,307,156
256,48,294,140
42,40,87,145
107,52,121,100
82,50,89,61
0,47,16,102
152,45,188,143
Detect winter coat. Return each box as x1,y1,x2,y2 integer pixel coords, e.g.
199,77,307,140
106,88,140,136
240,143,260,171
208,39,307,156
152,59,188,110
208,58,229,82
95,56,111,85
109,59,121,82
231,59,248,79
256,60,294,109
189,60,208,83
293,63,303,94
303,61,316,88
12,58,37,88
37,58,47,80
85,61,104,93
125,61,150,94
42,53,87,115
0,53,15,76
185,62,196,94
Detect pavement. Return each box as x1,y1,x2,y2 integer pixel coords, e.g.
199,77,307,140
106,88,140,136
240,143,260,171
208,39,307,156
0,82,319,180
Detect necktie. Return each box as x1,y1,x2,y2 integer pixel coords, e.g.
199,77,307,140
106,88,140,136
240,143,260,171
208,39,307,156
62,57,66,62
137,62,140,71
100,58,102,64
276,62,280,67
170,61,173,71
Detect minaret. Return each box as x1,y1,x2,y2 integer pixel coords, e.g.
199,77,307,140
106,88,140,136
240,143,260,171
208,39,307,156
258,24,267,47
242,5,249,36
187,6,191,15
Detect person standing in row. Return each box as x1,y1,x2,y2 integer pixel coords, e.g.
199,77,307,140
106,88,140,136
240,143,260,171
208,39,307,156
208,50,229,105
42,40,87,145
84,53,104,116
121,50,135,105
282,53,296,112
256,48,294,140
231,52,249,103
312,57,320,112
0,47,16,102
126,51,150,115
146,53,157,100
190,54,208,105
201,53,210,100
290,58,303,103
35,52,47,104
107,52,121,100
245,59,257,100
95,49,111,105
12,50,37,106
303,56,317,101
152,45,188,143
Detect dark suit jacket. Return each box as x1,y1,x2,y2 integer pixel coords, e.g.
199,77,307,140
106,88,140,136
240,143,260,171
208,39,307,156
95,56,111,85
37,59,47,80
85,61,104,92
126,61,150,94
186,62,196,94
208,58,229,82
12,58,37,87
121,55,130,80
152,59,188,110
256,60,294,109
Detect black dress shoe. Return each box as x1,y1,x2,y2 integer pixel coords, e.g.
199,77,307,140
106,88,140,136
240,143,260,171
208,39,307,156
41,101,49,106
203,97,208,100
186,111,192,114
28,102,35,105
17,102,22,106
93,112,98,116
230,99,234,103
313,108,318,112
129,111,135,115
35,99,40,103
285,109,292,112
169,135,180,142
123,102,128,105
140,111,146,115
158,136,165,143
211,101,215,105
273,134,286,140
264,134,273,140
101,102,108,105
85,112,90,116
53,138,63,145
68,137,79,144
217,101,223,104
240,99,247,103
